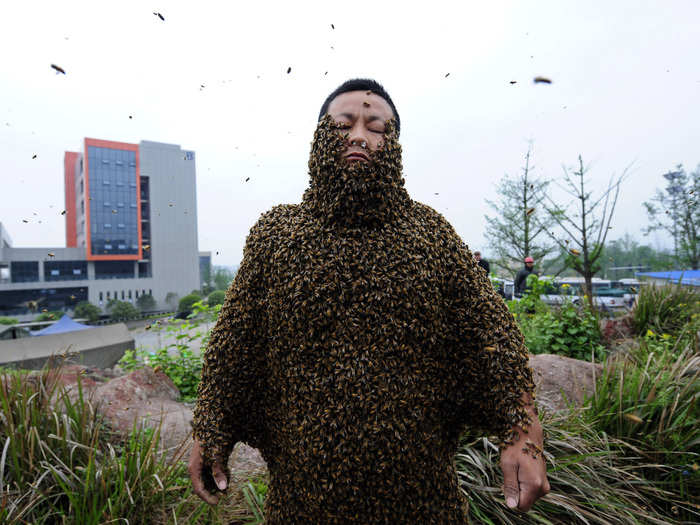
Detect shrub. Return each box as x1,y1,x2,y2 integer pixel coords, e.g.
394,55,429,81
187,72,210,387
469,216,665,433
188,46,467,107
136,293,157,312
519,301,605,360
0,316,18,325
110,301,139,320
207,290,226,307
510,277,605,360
34,310,63,322
73,300,101,322
178,293,201,315
632,282,700,338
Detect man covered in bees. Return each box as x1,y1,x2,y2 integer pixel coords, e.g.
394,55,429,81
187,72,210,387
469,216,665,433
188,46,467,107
189,78,550,523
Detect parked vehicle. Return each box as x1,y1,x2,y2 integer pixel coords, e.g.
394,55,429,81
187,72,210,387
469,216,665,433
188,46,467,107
491,277,515,301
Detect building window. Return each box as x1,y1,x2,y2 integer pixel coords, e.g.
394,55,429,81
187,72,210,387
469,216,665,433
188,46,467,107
10,261,39,283
94,261,135,280
106,291,110,299
44,261,87,282
87,146,138,257
99,291,103,301
135,290,139,298
149,289,152,296
0,287,87,316
138,262,151,278
121,290,125,300
128,290,132,299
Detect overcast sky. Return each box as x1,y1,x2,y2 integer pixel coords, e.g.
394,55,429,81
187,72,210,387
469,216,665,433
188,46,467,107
1,1,698,267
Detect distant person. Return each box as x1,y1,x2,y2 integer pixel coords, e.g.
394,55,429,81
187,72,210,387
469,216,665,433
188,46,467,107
515,256,536,297
473,250,491,275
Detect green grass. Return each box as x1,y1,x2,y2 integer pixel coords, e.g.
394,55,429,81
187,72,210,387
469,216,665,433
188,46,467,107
632,282,699,338
0,362,250,524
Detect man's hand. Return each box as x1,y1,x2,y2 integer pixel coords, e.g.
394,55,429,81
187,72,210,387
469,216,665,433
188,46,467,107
500,401,550,512
189,438,228,505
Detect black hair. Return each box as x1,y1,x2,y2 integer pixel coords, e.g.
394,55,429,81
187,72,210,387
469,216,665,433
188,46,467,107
318,78,400,135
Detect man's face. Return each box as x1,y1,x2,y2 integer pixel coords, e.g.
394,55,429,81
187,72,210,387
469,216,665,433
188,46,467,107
326,91,395,163
474,253,482,262
526,262,534,270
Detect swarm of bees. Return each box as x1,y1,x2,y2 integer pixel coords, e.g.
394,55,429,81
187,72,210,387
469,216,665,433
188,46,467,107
192,116,535,523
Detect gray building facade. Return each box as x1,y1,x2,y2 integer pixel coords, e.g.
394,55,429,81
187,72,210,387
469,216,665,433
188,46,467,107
0,138,201,319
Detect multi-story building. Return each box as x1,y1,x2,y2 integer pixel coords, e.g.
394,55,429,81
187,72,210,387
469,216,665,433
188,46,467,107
0,138,202,319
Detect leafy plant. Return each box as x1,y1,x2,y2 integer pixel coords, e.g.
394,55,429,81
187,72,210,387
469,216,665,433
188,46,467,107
207,290,226,307
510,276,605,360
34,310,63,322
118,301,220,402
110,300,139,321
74,300,101,321
0,316,18,325
178,293,202,315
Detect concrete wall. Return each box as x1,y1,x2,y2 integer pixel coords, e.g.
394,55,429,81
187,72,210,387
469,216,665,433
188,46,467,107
0,323,134,370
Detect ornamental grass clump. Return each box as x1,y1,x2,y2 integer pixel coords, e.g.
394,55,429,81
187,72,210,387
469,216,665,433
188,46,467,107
456,414,690,524
0,362,232,524
632,282,700,339
583,332,700,519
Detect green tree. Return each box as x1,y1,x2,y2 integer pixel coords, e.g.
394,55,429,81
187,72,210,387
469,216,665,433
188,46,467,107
485,147,557,274
213,266,237,291
136,293,157,312
644,164,699,269
73,301,101,322
178,293,201,315
207,290,226,307
542,156,628,308
110,301,139,321
598,234,675,278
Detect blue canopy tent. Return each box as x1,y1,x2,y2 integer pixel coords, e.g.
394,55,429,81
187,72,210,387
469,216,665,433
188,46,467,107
31,314,93,336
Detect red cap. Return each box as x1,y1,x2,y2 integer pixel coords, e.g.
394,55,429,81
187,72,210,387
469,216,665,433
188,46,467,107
524,256,534,263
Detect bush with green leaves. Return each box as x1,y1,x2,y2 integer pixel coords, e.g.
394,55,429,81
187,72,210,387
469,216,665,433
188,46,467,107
632,282,699,338
178,293,202,315
119,301,221,402
73,300,101,322
136,293,157,312
0,316,18,325
207,289,226,307
34,310,63,322
110,300,139,321
509,276,605,360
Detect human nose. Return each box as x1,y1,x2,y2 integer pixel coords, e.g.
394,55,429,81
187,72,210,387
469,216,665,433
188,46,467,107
347,123,370,149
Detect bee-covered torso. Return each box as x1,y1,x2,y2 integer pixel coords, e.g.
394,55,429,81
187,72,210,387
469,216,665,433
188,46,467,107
193,118,534,524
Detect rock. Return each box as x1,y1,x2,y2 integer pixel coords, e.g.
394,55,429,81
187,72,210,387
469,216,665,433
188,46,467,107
529,354,603,413
228,443,268,485
93,367,192,452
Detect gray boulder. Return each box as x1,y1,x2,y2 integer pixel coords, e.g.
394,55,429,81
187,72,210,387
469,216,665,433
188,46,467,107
529,354,603,413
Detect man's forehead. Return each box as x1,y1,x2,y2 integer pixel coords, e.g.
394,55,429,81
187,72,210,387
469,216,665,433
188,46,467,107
327,91,394,119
